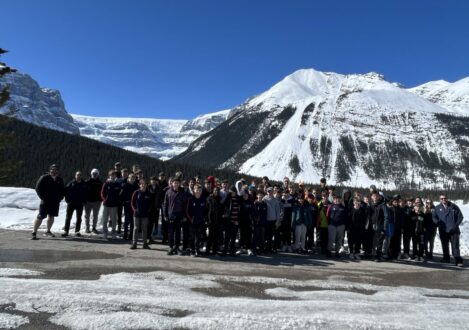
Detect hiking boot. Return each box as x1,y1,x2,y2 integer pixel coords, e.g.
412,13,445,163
130,244,137,250
31,232,37,240
85,227,91,234
44,231,55,237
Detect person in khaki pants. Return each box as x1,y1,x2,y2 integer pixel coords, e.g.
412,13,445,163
84,169,103,234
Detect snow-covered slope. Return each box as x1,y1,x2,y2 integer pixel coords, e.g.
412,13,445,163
72,109,230,160
409,77,469,116
0,72,79,134
175,68,469,189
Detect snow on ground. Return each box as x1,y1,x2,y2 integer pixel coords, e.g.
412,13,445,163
0,313,29,329
0,270,469,329
0,187,468,256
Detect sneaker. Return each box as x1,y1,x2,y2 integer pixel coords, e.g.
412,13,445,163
143,244,150,250
92,228,98,234
288,246,293,253
354,254,361,260
85,228,91,234
61,233,69,238
75,232,81,237
44,231,55,237
247,249,254,256
349,253,355,260
167,248,173,255
130,244,137,250
31,232,37,240
456,262,464,267
402,253,410,260
235,249,243,256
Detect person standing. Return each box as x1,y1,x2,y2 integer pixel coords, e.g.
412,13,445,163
291,195,311,253
433,194,464,267
31,164,65,240
62,171,88,237
120,173,138,240
348,198,367,260
222,186,242,256
206,187,223,255
423,199,437,259
84,169,103,234
186,184,207,256
130,180,152,249
263,187,281,253
163,178,185,255
326,195,346,258
369,191,385,262
101,170,121,239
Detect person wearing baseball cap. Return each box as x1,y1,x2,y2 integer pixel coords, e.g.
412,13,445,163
31,164,65,240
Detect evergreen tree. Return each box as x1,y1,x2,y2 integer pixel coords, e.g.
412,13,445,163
0,48,19,184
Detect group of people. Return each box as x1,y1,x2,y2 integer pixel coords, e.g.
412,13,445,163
31,163,465,267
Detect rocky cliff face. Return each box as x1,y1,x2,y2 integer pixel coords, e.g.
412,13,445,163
0,71,79,134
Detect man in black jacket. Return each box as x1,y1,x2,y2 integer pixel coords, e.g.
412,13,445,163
84,169,103,234
369,191,386,261
62,171,88,237
32,164,65,240
163,178,185,255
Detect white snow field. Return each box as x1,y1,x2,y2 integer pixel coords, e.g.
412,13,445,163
1,186,468,256
0,270,469,329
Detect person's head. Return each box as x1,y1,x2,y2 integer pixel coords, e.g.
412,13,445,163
121,168,129,178
369,185,377,193
221,180,228,189
49,164,59,177
109,170,118,181
193,184,202,198
439,194,448,206
283,177,290,186
363,195,370,204
158,172,165,181
204,180,212,191
262,176,269,184
172,178,181,190
189,178,196,188
266,187,274,196
139,180,147,191
114,162,121,171
128,173,136,184
320,178,327,187
414,205,421,213
333,195,341,205
391,198,399,207
307,194,315,204
212,186,220,197
91,168,99,179
399,199,406,208
353,198,361,209
75,171,82,182
312,189,317,197
257,191,265,201
132,164,140,173
149,176,157,186
298,194,305,204
407,199,413,208
371,191,380,204
425,199,433,209
414,197,422,206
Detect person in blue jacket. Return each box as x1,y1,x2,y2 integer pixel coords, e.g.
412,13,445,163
432,194,464,267
130,180,152,250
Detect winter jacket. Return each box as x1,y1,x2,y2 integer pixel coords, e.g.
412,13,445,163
131,189,153,217
148,183,164,215
186,196,207,227
65,180,87,206
327,203,346,227
120,180,138,203
368,201,385,232
223,195,242,223
349,207,367,231
291,203,313,229
101,180,121,207
262,195,281,222
253,200,268,227
35,174,65,203
384,205,399,237
432,202,464,234
85,177,103,202
317,201,330,228
207,195,223,226
239,198,254,226
281,196,295,225
411,209,425,235
163,188,186,220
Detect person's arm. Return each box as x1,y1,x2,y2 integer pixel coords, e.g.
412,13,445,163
455,204,464,227
163,191,169,219
100,182,107,202
131,191,137,214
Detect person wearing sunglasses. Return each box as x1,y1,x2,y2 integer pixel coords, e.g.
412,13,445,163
432,194,464,267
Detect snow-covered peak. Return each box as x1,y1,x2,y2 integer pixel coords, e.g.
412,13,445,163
408,76,469,116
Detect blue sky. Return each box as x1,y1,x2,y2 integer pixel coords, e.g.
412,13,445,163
1,0,469,119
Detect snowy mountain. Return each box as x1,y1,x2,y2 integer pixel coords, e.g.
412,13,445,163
72,109,230,160
175,69,469,189
409,77,469,116
0,71,79,134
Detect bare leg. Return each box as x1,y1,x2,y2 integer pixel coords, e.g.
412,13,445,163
47,216,55,232
33,217,43,233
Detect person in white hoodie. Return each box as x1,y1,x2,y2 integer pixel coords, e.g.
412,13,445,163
262,187,281,253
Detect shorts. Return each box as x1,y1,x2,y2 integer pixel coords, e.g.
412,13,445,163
38,201,60,220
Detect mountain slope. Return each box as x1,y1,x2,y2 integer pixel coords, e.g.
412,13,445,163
409,77,469,116
174,69,469,189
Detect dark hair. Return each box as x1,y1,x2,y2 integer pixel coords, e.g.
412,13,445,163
150,176,158,181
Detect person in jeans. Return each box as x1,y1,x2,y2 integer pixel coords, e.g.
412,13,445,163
130,180,152,249
101,170,121,239
84,169,103,234
62,171,87,237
